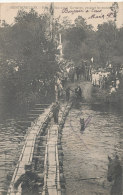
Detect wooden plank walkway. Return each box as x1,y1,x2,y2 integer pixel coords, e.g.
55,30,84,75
7,103,71,195
43,125,60,195
42,104,70,195
7,106,52,195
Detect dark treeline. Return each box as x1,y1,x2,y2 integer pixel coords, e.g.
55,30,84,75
0,7,123,113
0,9,59,113
61,16,123,67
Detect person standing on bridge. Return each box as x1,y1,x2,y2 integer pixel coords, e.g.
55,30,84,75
65,87,70,101
14,164,44,195
52,102,60,124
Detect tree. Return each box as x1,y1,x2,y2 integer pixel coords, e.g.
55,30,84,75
97,21,118,66
110,2,119,22
61,16,89,62
0,9,58,110
115,27,123,56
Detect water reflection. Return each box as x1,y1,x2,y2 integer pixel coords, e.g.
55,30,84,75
0,114,27,194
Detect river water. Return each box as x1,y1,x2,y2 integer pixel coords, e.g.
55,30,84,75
62,104,123,195
0,102,48,194
0,112,27,194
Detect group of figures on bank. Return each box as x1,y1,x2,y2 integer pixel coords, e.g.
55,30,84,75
55,59,123,104
55,70,83,103
54,62,91,102
91,69,121,95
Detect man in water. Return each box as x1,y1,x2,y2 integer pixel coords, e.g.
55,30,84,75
80,118,85,132
14,164,44,195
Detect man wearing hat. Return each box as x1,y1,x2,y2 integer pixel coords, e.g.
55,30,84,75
14,164,44,195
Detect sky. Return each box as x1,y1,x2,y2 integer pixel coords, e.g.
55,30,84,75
0,2,123,29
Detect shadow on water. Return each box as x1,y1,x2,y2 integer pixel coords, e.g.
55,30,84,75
90,102,123,117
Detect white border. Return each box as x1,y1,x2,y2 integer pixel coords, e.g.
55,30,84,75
0,0,123,3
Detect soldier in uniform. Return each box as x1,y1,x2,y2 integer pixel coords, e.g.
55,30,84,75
52,102,60,124
14,164,44,195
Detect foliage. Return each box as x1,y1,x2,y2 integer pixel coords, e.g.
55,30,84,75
61,17,123,68
0,9,58,110
0,9,123,111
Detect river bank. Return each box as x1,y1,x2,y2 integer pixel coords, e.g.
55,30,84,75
66,80,123,109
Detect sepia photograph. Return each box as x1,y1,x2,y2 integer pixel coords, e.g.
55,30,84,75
0,2,123,195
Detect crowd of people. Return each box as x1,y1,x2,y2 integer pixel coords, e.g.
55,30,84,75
54,60,91,102
55,59,123,102
55,77,83,103
91,65,123,95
